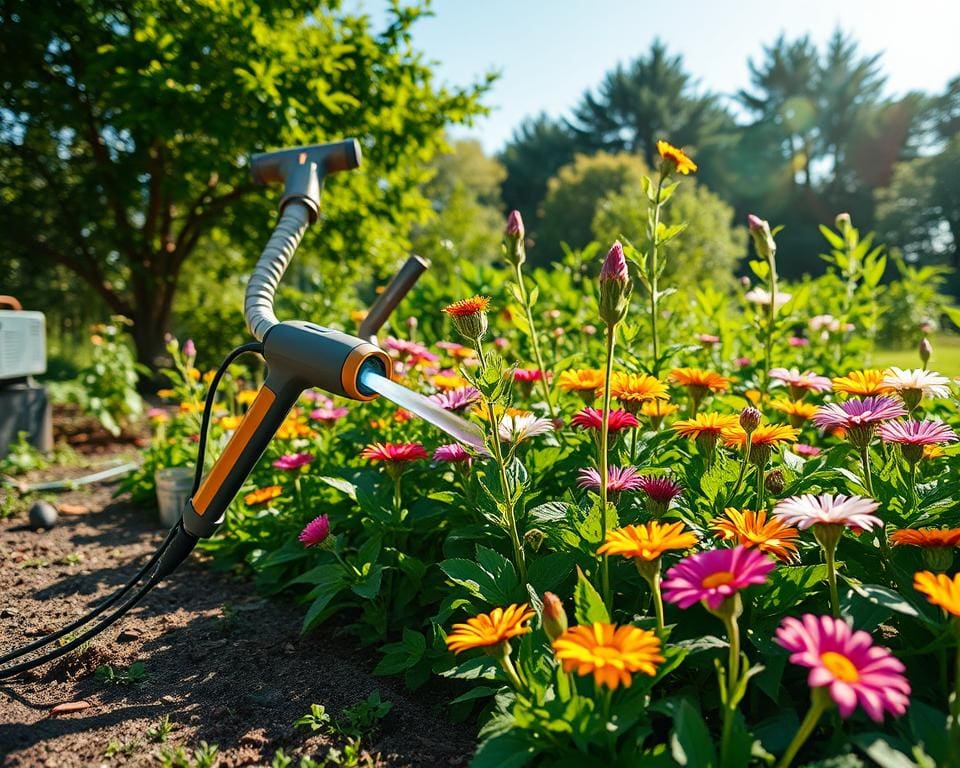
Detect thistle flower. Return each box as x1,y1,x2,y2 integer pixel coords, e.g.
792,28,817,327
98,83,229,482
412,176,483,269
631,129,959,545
662,546,775,611
298,514,331,548
183,339,197,359
711,509,799,561
433,443,473,464
769,368,832,399
913,571,960,617
577,465,643,493
813,397,907,449
831,370,893,397
747,214,777,264
882,367,951,409
498,412,554,443
552,623,664,690
272,452,313,471
598,241,632,326
739,406,761,434
428,386,481,412
773,494,881,533
657,140,697,175
446,604,534,655
571,407,639,434
775,614,910,721
636,475,684,514
443,296,491,341
504,210,526,267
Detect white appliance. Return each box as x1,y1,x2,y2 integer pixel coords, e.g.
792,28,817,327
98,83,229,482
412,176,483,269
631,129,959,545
0,310,47,380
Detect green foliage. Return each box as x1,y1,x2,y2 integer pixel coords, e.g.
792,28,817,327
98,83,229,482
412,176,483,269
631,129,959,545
145,715,174,744
294,703,332,733
95,661,148,686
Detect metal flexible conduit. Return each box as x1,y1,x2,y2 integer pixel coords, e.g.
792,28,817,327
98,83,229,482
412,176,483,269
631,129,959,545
244,201,312,341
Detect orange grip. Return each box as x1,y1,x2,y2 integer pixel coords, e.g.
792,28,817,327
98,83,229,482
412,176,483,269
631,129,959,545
192,386,277,515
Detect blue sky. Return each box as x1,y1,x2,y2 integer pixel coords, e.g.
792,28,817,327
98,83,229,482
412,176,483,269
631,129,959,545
351,0,960,153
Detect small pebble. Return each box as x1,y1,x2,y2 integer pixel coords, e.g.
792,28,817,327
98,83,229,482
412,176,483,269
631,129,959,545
28,502,58,531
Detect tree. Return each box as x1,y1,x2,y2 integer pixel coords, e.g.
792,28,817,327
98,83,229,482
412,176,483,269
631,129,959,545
410,138,507,277
0,0,489,367
534,152,647,265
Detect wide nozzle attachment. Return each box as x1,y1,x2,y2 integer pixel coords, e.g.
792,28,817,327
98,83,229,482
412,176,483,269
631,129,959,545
250,139,362,220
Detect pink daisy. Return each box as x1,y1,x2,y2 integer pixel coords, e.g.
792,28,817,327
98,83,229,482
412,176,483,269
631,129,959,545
637,475,684,512
360,442,429,463
272,452,313,470
433,443,472,463
813,397,907,430
775,614,910,721
385,337,438,366
773,494,881,532
514,368,549,382
793,443,821,458
310,406,349,422
576,466,643,492
662,546,775,611
570,407,640,434
770,368,832,397
298,514,330,548
878,419,958,446
428,386,481,412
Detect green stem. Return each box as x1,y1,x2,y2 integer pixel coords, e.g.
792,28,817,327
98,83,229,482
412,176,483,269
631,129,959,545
776,690,829,768
762,250,778,406
393,474,403,518
720,612,742,768
755,463,766,510
513,265,558,422
648,570,665,634
950,624,960,768
474,338,527,584
724,435,752,505
859,445,874,497
908,460,918,514
599,322,617,612
498,652,524,691
824,541,841,619
649,177,664,374
629,426,639,464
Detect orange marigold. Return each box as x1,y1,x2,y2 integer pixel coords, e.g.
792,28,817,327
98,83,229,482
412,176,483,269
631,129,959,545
553,623,664,689
913,571,960,617
721,423,799,448
673,412,740,439
770,398,819,421
890,528,960,549
603,372,670,406
244,485,283,506
656,140,698,175
598,521,698,562
641,400,680,418
669,367,731,393
443,296,491,318
711,509,800,561
445,604,534,654
558,368,606,392
831,369,894,397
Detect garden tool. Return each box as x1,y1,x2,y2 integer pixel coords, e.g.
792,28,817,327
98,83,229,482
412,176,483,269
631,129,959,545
0,139,484,679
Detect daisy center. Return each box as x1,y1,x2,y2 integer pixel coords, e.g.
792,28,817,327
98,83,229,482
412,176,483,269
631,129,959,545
820,651,860,683
702,570,736,589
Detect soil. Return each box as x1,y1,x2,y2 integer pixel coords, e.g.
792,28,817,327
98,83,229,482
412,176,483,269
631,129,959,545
0,447,475,767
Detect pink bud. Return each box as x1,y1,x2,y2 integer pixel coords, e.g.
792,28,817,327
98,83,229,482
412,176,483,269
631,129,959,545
506,210,524,238
747,214,765,231
183,339,196,358
600,241,628,283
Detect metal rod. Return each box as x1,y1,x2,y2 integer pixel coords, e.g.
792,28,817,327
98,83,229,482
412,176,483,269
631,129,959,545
358,255,430,342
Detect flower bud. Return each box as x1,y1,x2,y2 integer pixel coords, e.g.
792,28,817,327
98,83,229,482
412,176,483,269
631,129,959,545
542,592,568,641
598,241,632,326
835,212,851,232
183,339,197,360
443,296,491,343
747,214,776,261
503,210,526,267
739,406,761,435
919,337,932,367
406,316,418,330
524,528,545,552
764,468,785,496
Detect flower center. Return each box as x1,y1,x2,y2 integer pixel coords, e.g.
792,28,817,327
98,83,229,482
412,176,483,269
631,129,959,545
820,651,859,683
702,570,736,589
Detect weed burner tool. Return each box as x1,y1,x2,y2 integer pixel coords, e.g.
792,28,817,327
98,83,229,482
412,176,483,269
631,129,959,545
0,140,484,679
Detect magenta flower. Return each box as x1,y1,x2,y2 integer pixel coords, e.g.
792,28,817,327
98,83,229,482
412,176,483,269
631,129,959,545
814,396,907,448
773,494,881,532
570,407,639,434
304,390,334,406
428,386,481,412
310,406,349,422
878,419,958,446
298,514,330,548
272,452,313,470
793,443,821,458
775,614,910,721
637,475,684,512
514,368,549,383
599,240,629,283
506,209,524,237
788,336,809,347
360,442,428,463
747,214,765,231
577,466,643,492
770,368,832,396
385,337,438,366
662,546,775,611
183,339,196,359
433,443,472,463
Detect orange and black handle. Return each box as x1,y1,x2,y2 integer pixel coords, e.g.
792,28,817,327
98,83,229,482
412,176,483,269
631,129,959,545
179,321,391,539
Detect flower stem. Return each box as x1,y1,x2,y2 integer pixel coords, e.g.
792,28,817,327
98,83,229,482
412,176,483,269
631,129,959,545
599,322,618,612
499,652,524,691
720,611,742,768
513,265,558,422
725,435,752,505
393,474,403,518
649,570,665,634
859,445,874,496
823,541,841,619
908,460,919,514
648,177,664,375
776,688,829,768
755,463,766,510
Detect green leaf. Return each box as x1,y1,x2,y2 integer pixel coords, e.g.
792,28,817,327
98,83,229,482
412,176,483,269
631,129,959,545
471,733,537,768
351,564,383,599
852,733,917,768
573,568,609,625
317,475,356,500
670,699,717,767
526,552,574,592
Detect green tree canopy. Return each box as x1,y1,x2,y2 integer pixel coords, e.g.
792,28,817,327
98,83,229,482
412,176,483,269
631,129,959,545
0,0,489,366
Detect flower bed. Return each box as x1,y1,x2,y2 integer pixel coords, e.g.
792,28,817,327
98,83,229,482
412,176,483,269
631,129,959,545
137,143,960,766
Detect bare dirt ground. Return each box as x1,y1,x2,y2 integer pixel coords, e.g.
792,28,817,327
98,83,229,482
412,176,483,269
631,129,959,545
0,445,474,767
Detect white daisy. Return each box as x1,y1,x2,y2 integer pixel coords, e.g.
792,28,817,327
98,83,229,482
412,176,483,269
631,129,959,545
498,413,554,444
882,367,951,399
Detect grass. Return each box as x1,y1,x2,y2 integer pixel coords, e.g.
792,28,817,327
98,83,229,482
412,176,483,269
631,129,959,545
873,333,960,377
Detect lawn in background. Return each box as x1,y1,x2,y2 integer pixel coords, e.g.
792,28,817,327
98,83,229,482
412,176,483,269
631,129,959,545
873,333,960,377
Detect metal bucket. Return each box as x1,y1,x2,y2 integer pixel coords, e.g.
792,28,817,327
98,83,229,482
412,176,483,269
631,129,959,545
154,466,193,529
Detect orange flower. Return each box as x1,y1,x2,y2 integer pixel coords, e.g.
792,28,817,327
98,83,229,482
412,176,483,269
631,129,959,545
432,372,470,390
831,370,894,397
244,485,282,506
553,623,664,689
598,521,698,562
179,401,203,414
443,296,491,318
558,368,606,392
913,571,960,617
157,389,176,399
276,419,314,440
923,445,945,460
721,423,799,448
770,397,819,428
890,528,960,549
236,390,259,406
669,368,731,393
711,509,799,561
187,367,202,382
641,401,680,418
445,604,534,654
602,372,670,407
673,412,740,439
219,415,242,430
656,140,698,175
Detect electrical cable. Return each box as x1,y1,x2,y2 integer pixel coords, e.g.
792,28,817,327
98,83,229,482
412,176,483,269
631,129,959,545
0,342,263,678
